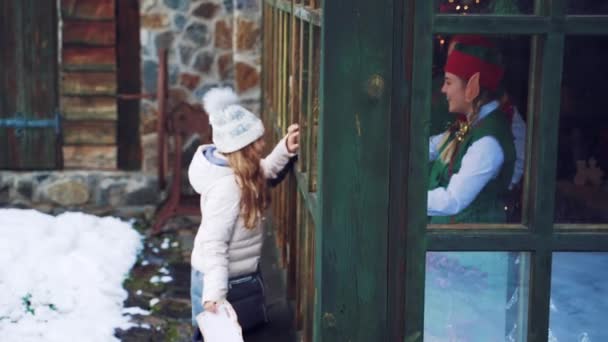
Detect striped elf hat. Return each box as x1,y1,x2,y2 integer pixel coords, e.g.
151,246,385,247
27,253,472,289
444,39,505,91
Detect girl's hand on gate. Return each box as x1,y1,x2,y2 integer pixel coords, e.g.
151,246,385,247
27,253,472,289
204,301,218,313
286,124,300,153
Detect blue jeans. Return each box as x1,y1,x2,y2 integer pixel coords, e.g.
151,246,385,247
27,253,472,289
191,268,205,341
191,268,205,325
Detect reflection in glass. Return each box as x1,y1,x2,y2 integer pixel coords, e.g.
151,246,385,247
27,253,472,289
555,37,608,223
550,253,608,341
568,0,608,14
434,0,534,15
428,35,530,224
424,252,530,341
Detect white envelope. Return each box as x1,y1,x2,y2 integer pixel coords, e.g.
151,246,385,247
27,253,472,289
196,301,244,342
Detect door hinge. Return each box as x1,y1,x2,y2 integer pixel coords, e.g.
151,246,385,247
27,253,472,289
0,110,62,138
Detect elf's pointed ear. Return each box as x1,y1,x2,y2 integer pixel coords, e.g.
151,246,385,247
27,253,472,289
465,72,481,102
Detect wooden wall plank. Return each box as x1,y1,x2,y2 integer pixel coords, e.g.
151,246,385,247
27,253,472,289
63,145,116,169
61,0,115,20
61,72,116,95
63,20,116,45
63,120,116,145
61,96,117,120
63,47,116,70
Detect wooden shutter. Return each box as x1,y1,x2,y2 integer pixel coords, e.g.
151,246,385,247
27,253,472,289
0,0,60,169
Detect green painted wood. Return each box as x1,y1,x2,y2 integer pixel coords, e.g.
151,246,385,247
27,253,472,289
265,0,322,26
273,0,291,14
427,230,539,250
553,233,608,251
305,22,315,191
387,0,408,340
294,4,322,27
434,14,550,34
316,0,394,340
526,1,566,338
563,16,608,35
402,1,433,341
435,9,608,35
294,170,319,227
299,21,309,175
1,0,59,169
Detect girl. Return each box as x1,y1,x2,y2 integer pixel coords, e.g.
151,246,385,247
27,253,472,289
428,39,516,223
188,87,299,340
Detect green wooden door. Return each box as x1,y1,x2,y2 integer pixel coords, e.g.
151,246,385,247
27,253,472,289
393,1,608,341
0,0,59,169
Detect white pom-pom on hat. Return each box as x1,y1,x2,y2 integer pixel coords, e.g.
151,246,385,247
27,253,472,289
202,87,239,120
201,86,265,153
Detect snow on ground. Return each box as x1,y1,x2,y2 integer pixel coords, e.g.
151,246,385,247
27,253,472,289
0,209,143,342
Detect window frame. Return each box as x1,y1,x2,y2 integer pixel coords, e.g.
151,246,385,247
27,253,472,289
400,0,608,341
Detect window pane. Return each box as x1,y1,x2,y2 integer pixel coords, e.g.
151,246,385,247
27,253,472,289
425,252,530,341
435,0,534,15
427,35,530,224
555,36,608,224
549,253,608,341
568,1,608,14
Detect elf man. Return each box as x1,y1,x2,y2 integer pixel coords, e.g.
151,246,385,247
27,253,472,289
431,34,526,191
428,37,516,223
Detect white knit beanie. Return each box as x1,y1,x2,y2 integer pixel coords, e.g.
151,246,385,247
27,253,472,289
202,87,265,153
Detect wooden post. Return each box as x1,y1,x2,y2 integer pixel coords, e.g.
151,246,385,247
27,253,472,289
316,0,395,340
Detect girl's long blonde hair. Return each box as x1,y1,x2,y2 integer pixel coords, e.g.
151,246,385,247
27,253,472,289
438,86,504,164
225,143,270,229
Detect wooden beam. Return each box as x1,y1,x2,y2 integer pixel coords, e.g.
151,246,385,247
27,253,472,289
60,96,117,120
63,120,116,145
61,0,115,20
61,71,117,95
62,145,116,169
62,47,116,71
316,0,394,340
63,20,116,46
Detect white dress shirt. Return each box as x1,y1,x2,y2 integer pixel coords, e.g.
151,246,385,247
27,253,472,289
428,101,505,216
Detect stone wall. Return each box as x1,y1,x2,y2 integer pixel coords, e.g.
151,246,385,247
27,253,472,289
0,171,158,219
139,0,262,174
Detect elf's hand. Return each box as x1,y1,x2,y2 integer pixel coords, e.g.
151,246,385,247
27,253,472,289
203,301,218,313
286,124,300,153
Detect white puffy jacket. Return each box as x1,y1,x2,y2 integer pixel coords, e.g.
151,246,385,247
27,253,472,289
188,137,295,304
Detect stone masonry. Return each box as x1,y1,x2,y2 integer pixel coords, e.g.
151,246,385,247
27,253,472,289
139,0,262,174
0,171,158,219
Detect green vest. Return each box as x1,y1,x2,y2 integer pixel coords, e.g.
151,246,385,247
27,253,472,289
428,109,516,224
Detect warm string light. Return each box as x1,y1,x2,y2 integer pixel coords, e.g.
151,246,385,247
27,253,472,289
441,0,484,14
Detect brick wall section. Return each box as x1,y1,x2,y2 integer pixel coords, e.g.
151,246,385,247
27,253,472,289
60,0,118,169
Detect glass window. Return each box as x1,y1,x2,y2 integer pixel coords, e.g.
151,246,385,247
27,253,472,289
549,253,608,341
434,0,534,15
555,36,608,224
425,252,530,341
427,35,530,224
